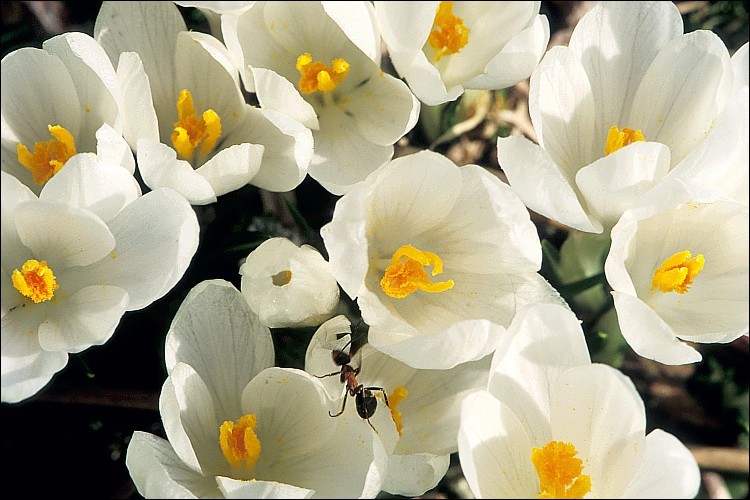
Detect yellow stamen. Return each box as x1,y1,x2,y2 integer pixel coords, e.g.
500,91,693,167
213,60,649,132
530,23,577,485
171,89,222,159
380,244,454,299
651,250,704,294
531,440,592,499
17,125,77,185
604,125,645,155
387,385,408,437
12,259,59,303
427,2,470,62
219,414,262,470
296,53,350,94
272,270,292,286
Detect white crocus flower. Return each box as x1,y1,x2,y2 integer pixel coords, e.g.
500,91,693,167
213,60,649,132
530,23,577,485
605,179,749,365
126,280,395,499
222,1,420,194
305,315,491,496
321,150,561,369
95,1,313,205
374,1,549,106
239,237,340,328
1,32,143,194
458,303,701,498
1,164,199,403
497,1,742,233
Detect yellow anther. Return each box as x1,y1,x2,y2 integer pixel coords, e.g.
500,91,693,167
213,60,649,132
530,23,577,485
171,89,222,159
17,125,77,185
272,270,292,286
651,250,704,294
12,259,59,303
531,440,592,499
219,414,262,470
380,244,454,299
604,125,645,156
296,53,350,94
427,2,469,61
387,385,409,437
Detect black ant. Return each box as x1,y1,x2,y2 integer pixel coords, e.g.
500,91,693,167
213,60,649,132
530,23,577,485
316,339,389,433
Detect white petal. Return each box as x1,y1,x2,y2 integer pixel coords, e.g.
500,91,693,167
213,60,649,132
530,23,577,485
489,303,590,445
39,152,141,223
94,1,185,140
165,279,274,420
731,42,749,94
620,429,701,499
252,68,319,130
465,15,550,91
550,364,645,499
232,107,311,192
14,200,114,268
322,1,381,63
194,142,264,197
126,431,220,499
383,453,450,497
42,33,121,147
349,71,419,146
95,123,136,173
568,1,683,147
611,291,702,364
84,187,199,310
304,315,354,400
115,51,160,148
160,363,224,476
136,139,217,205
216,476,313,499
458,390,539,498
1,172,36,281
529,45,597,172
37,284,129,352
498,136,601,233
628,30,732,166
576,142,671,230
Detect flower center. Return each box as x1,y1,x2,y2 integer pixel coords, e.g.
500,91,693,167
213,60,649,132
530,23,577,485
17,125,77,185
11,259,59,303
427,2,469,62
171,89,222,159
219,414,262,470
604,125,645,156
387,385,408,437
531,440,592,499
651,250,704,294
380,244,454,299
296,53,350,94
271,269,292,286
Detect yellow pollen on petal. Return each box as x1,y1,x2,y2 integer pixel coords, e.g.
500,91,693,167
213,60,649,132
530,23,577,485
531,440,592,499
380,244,454,299
271,269,292,286
17,125,77,185
604,125,646,156
651,250,705,294
11,259,59,303
387,385,409,437
219,414,262,470
171,89,222,159
296,52,350,94
428,2,470,62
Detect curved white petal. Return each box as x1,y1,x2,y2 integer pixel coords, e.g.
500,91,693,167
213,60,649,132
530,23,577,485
116,51,159,148
126,431,220,499
37,284,129,352
620,429,700,499
489,303,590,446
731,42,749,93
383,453,450,497
1,171,36,282
497,136,601,233
194,142,264,197
216,476,313,499
160,362,224,477
136,139,217,205
550,364,645,499
458,390,539,498
83,187,199,310
94,122,136,174
252,68,319,130
322,1,381,63
165,279,274,421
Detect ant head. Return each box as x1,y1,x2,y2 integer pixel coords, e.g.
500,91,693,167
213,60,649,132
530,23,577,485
331,349,351,367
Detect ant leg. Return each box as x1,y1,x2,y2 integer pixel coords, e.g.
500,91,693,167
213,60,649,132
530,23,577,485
367,387,389,408
365,417,379,434
315,370,340,379
329,390,349,417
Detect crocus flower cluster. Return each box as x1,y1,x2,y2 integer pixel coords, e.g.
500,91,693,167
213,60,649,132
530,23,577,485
2,1,746,499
